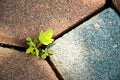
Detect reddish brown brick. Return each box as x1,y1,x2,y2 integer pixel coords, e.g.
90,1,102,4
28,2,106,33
0,0,105,47
113,0,120,13
0,47,58,80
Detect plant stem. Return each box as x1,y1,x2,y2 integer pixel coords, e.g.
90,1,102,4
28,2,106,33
36,42,42,48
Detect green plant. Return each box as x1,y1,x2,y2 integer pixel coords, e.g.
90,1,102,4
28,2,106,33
26,29,54,59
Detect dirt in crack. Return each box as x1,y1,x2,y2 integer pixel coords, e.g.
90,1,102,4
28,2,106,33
0,43,63,80
46,57,64,80
54,0,111,40
0,43,26,52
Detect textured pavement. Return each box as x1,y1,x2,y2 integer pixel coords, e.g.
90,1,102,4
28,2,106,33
113,0,120,13
0,0,120,80
50,8,120,80
0,47,58,80
0,0,105,47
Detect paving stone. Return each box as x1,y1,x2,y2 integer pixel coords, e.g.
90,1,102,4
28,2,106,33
0,0,105,47
50,8,120,80
113,0,120,13
0,47,58,80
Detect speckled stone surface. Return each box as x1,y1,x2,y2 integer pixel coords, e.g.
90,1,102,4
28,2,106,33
113,0,120,13
0,0,105,47
0,47,58,80
50,8,120,80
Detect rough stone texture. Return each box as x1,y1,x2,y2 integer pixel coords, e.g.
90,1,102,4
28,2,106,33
0,47,58,80
0,0,105,47
113,0,120,13
50,8,120,80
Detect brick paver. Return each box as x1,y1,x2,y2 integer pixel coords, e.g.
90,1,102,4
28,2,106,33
113,0,120,13
0,0,105,47
50,8,120,80
0,47,58,80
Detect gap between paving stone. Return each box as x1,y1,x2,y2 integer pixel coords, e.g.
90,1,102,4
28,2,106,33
54,0,113,40
0,43,26,52
0,0,106,47
0,1,108,50
0,6,106,51
0,44,62,79
0,6,108,80
46,57,64,80
49,8,120,80
112,0,120,15
55,2,110,40
0,47,58,80
0,1,113,79
0,0,112,51
0,0,113,50
0,43,64,79
0,0,111,48
0,1,114,79
106,0,120,15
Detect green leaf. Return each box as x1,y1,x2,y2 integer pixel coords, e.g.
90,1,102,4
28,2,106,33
42,49,45,52
41,54,47,59
35,48,39,56
39,29,54,45
48,49,54,55
44,29,53,38
26,37,32,42
25,29,54,59
45,48,48,52
33,35,39,44
45,52,49,56
43,38,54,45
26,47,34,54
31,51,35,55
27,42,35,47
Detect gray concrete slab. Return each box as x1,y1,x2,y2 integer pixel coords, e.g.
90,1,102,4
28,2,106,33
50,8,120,80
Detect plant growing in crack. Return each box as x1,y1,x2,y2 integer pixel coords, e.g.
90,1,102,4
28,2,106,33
26,29,54,59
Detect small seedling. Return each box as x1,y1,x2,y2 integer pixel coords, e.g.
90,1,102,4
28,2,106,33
26,29,54,59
